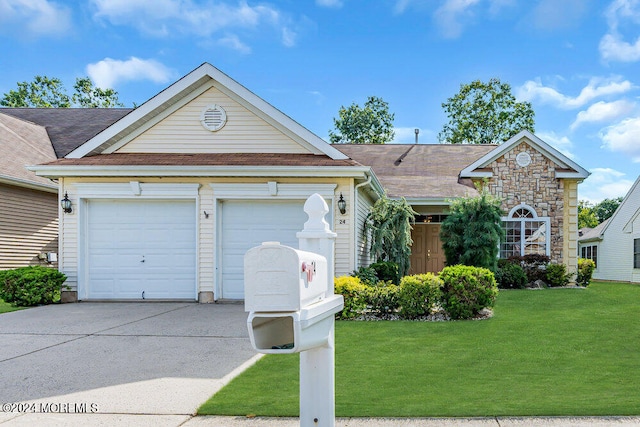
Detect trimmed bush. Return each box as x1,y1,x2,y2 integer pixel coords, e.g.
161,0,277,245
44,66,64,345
495,260,528,289
370,261,400,285
577,258,595,287
545,263,571,287
512,254,550,283
398,273,443,319
350,266,378,287
334,276,367,319
439,265,498,320
364,281,400,315
0,266,67,307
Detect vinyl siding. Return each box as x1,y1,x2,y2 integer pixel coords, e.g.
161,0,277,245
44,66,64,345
116,86,311,154
593,178,640,283
355,185,374,270
0,183,58,269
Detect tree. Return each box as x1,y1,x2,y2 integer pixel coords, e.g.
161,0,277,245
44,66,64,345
364,196,416,277
329,96,394,144
1,76,123,108
439,185,504,271
593,197,623,223
578,201,598,229
72,77,124,108
438,78,535,144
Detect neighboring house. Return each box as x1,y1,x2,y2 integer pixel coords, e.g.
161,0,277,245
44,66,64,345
20,63,589,303
0,113,59,269
578,175,640,283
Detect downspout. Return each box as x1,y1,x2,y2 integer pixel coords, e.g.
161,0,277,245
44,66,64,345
353,174,373,271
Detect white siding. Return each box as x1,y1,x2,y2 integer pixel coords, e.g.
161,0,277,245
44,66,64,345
117,86,312,154
593,177,640,283
334,183,352,277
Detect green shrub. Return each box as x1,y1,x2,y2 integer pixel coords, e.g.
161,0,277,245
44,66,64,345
334,276,367,319
0,266,67,307
577,258,595,287
370,261,400,285
494,260,528,289
439,265,498,320
545,263,571,287
398,273,443,319
364,281,400,315
350,266,378,287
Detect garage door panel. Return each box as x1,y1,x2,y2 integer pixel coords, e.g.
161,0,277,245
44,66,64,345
86,199,196,300
220,200,309,300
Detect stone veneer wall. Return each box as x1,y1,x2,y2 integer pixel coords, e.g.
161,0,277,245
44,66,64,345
479,141,565,264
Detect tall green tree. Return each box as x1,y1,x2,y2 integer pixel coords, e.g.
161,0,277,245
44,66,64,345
329,96,394,144
1,76,124,108
438,78,535,144
578,201,598,229
364,196,416,276
440,186,504,271
593,197,623,223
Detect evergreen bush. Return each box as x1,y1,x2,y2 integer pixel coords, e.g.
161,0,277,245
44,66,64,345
577,258,595,287
398,273,443,319
495,260,528,289
364,282,400,315
370,261,400,285
439,265,498,320
334,276,367,319
545,263,571,287
350,266,378,287
0,266,67,307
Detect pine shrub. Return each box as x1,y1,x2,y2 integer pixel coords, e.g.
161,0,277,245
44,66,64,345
0,266,67,307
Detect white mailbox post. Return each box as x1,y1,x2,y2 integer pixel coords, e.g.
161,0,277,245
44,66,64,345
244,193,343,427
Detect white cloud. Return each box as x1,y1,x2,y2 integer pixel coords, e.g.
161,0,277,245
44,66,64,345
433,0,481,39
316,0,343,8
90,0,298,49
516,76,633,109
570,100,636,130
600,116,640,162
0,0,72,37
536,131,575,160
86,57,176,89
579,167,635,203
599,0,640,62
217,34,251,54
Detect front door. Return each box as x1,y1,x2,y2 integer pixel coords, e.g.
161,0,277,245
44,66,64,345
409,223,445,274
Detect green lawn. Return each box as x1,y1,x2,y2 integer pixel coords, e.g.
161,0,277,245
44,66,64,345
199,281,640,417
0,299,23,314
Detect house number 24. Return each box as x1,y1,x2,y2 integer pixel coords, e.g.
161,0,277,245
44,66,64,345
339,219,346,225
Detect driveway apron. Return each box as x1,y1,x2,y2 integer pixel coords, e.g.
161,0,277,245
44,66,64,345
0,302,258,421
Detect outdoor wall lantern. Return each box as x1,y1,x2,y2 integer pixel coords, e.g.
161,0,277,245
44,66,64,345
61,192,72,214
338,193,347,215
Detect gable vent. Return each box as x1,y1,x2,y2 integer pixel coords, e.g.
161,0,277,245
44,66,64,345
200,104,227,132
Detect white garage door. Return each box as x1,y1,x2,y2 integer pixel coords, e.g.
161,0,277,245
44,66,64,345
86,199,196,300
220,200,310,300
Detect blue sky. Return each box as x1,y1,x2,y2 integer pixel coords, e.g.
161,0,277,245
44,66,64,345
1,0,639,203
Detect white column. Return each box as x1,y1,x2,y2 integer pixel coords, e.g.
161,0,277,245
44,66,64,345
297,193,338,427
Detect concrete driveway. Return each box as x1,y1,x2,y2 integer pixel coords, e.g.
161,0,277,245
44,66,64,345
0,302,260,425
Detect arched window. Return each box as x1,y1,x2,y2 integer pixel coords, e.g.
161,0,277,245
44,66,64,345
500,204,550,258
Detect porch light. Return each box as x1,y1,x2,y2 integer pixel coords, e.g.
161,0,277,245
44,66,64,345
61,192,72,214
338,193,347,215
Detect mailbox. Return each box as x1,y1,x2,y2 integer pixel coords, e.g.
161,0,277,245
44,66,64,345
244,241,343,354
244,242,329,313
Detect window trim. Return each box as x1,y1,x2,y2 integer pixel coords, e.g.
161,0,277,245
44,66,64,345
500,203,551,258
634,238,640,269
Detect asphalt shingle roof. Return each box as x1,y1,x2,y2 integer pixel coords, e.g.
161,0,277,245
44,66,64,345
0,108,132,158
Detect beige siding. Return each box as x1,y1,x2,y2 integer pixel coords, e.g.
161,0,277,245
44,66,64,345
355,185,374,270
117,86,311,154
0,183,58,270
563,180,579,279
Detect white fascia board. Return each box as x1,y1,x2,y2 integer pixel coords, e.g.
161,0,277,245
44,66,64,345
460,130,590,179
66,63,348,161
29,165,371,179
0,175,58,193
